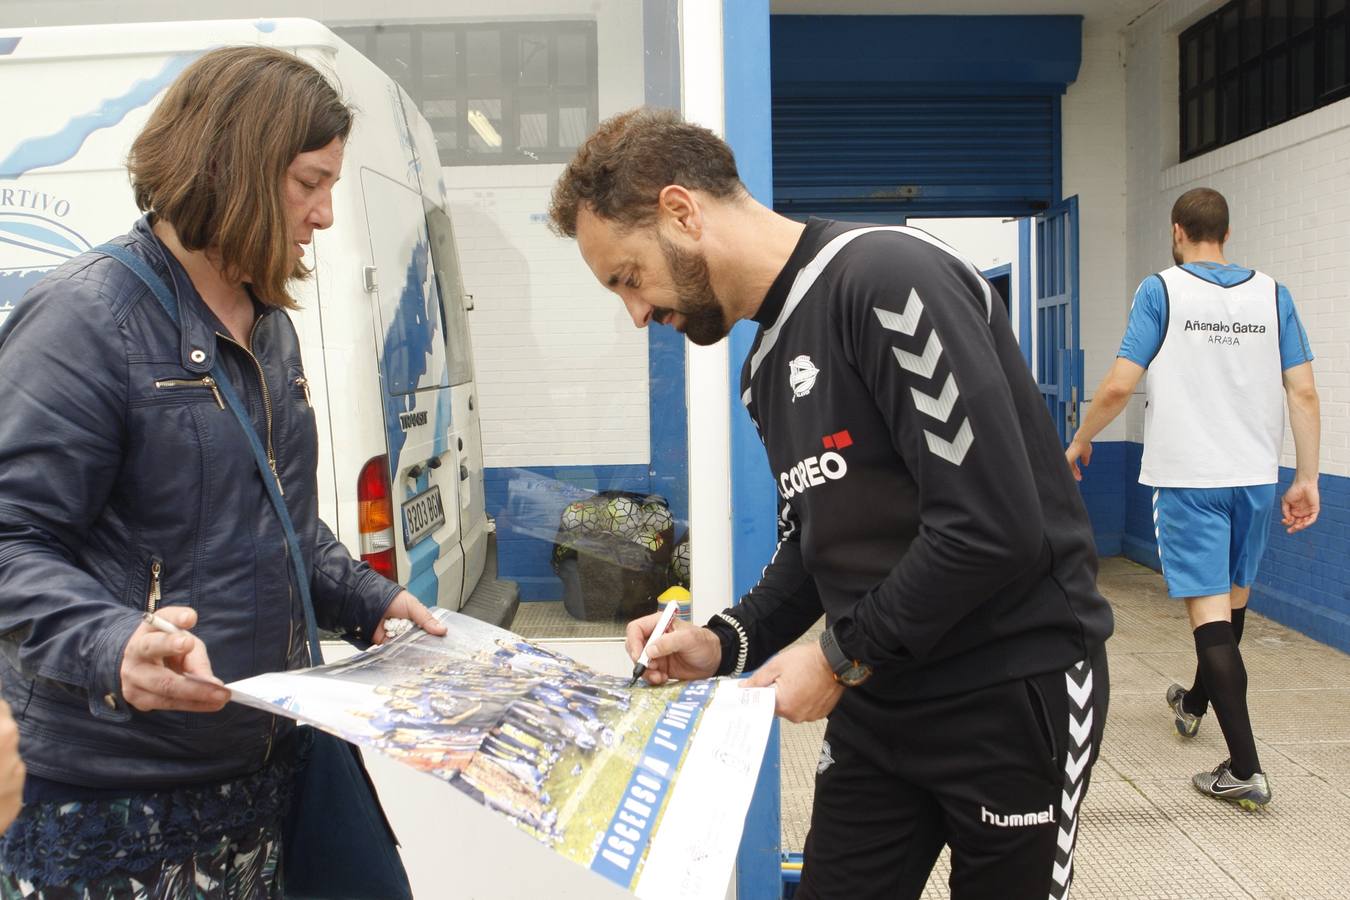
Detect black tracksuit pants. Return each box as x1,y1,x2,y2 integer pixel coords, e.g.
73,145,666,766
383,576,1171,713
797,647,1108,900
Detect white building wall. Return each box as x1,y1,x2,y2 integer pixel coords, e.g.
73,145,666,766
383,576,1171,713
1063,17,1132,443
0,0,656,470
1125,0,1350,477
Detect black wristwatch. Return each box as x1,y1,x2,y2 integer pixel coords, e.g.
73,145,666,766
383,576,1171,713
819,626,873,687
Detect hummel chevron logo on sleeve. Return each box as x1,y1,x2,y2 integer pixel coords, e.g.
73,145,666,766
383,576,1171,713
911,374,959,423
873,289,924,336
893,331,943,379
924,419,973,466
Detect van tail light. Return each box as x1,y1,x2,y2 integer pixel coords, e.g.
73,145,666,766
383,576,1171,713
358,455,397,581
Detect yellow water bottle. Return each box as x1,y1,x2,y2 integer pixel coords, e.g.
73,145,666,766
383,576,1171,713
659,585,692,622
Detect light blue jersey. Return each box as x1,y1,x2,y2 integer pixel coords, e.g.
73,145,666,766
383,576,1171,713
1119,262,1313,371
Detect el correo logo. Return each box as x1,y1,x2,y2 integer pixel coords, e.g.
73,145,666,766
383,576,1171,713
778,430,852,500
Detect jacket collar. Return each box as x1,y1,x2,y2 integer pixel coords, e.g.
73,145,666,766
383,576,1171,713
127,215,272,373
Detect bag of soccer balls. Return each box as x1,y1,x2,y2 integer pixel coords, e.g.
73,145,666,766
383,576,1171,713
551,491,676,621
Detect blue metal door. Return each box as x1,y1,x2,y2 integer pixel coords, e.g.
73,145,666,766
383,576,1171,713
1035,196,1082,444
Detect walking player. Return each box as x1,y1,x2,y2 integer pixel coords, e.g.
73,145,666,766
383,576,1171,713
1067,187,1320,810
550,108,1113,900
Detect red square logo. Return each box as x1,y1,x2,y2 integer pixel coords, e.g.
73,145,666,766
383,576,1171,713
822,430,852,450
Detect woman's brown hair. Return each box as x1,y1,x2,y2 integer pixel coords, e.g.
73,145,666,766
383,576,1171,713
128,46,353,309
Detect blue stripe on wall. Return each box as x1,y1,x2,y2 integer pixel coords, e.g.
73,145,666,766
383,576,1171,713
1086,441,1349,653
725,3,782,899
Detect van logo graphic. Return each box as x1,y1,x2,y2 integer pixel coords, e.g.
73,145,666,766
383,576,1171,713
0,199,92,316
788,354,819,400
399,410,429,431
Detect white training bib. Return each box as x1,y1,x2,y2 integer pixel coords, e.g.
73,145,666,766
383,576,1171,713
1140,266,1283,488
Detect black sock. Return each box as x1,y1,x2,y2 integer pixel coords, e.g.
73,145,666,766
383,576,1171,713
1192,620,1261,779
1184,606,1246,716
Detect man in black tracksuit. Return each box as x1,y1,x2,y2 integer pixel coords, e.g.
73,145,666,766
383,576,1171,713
550,108,1113,900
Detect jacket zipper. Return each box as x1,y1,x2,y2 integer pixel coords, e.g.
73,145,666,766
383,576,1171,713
146,559,163,614
295,375,312,408
154,376,224,410
215,325,283,496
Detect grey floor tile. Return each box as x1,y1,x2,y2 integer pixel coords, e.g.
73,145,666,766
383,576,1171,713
776,559,1350,897
1263,740,1350,781
512,600,625,639
1070,780,1250,899
1132,775,1350,900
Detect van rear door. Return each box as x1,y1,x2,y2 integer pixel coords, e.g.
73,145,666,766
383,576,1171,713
360,167,465,609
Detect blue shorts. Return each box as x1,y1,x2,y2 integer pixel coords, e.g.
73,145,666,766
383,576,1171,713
1151,485,1277,599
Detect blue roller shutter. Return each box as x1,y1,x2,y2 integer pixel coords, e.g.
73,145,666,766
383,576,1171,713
772,93,1059,218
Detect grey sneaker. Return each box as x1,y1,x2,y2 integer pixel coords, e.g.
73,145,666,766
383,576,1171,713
1166,683,1202,737
1193,759,1271,811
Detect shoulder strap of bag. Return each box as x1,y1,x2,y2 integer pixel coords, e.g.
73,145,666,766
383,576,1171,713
94,243,324,664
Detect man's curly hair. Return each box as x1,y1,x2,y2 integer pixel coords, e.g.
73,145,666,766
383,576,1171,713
549,107,744,237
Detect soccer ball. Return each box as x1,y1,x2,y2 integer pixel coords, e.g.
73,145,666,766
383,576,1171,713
606,496,641,538
670,538,691,585
560,501,587,531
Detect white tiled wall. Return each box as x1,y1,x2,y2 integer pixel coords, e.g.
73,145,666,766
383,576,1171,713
1125,0,1350,477
446,166,651,468
1064,18,1132,443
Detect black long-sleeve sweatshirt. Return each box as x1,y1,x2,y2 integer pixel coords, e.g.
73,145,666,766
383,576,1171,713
707,218,1113,701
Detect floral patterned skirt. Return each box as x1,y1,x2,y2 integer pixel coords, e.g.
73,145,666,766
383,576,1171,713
0,759,295,900
0,825,283,900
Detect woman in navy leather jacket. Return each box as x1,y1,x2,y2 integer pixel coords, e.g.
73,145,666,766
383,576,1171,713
0,46,444,898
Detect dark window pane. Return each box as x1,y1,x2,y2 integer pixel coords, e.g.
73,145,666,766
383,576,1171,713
517,33,549,87
1243,0,1263,61
466,29,501,84
1241,65,1263,133
557,33,588,86
1293,37,1316,110
1291,0,1315,34
558,104,589,148
1201,86,1217,145
1267,0,1288,46
1328,23,1348,94
1330,0,1347,13
1220,76,1241,142
1266,50,1290,121
425,100,459,158
1202,26,1217,79
1221,8,1241,71
1186,96,1201,153
422,30,457,99
375,28,414,84
518,111,549,149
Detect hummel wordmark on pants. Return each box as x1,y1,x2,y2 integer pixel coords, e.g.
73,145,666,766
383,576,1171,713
796,648,1109,900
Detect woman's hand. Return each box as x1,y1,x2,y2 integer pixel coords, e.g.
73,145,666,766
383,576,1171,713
119,606,231,713
0,700,24,834
372,590,448,644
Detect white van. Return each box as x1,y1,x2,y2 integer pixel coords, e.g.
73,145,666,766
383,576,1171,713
0,18,517,627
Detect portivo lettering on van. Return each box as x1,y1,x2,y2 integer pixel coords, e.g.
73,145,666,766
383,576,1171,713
0,187,71,217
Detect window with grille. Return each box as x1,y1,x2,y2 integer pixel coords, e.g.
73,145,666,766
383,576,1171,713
334,21,599,166
1179,0,1349,161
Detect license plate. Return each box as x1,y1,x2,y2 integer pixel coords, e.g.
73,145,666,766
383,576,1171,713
401,486,445,549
